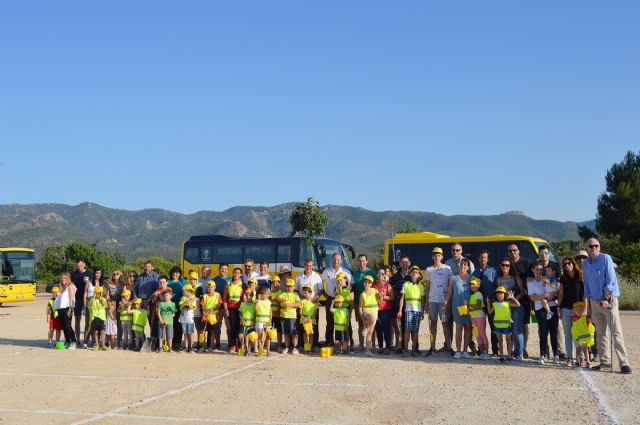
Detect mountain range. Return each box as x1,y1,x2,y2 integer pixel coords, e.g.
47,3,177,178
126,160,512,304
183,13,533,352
0,202,593,262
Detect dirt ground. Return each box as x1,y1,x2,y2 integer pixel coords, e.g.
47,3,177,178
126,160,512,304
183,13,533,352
0,297,637,425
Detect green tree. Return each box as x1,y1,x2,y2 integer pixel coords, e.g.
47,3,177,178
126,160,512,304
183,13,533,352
288,197,328,246
133,256,178,277
550,240,582,258
37,241,126,282
596,150,640,243
577,224,597,241
397,222,419,233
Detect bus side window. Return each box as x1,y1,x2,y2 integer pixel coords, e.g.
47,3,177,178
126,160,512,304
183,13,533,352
521,242,537,263
185,247,199,264
214,245,243,264
277,244,291,263
299,243,315,268
244,244,275,263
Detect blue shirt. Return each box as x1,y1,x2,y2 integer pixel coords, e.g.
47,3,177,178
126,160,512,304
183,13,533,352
583,253,619,300
213,276,231,297
133,272,159,300
168,279,185,309
472,266,497,302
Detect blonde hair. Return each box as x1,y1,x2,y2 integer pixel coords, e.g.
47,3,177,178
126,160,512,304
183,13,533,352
59,272,71,286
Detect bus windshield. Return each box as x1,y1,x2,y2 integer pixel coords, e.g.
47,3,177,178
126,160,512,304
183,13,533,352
1,251,36,283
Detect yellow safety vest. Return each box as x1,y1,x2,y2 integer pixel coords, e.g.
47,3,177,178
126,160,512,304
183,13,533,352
280,292,299,319
404,282,423,309
270,289,282,316
228,282,243,303
469,293,484,318
89,297,107,321
337,287,351,308
493,301,511,328
255,300,271,324
300,299,318,324
240,302,255,326
571,315,595,347
203,293,221,314
361,289,379,313
333,307,348,331
131,309,148,332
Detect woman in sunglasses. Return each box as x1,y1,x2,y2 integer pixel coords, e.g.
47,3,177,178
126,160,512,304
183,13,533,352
557,257,584,366
496,258,526,360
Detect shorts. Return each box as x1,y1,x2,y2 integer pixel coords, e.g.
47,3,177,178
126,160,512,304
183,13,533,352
521,305,531,324
90,318,105,332
335,330,348,342
428,302,450,322
362,310,378,323
404,310,422,332
493,326,512,335
573,339,592,348
272,317,282,334
282,318,298,335
181,322,195,334
255,322,268,331
452,305,471,325
49,317,63,331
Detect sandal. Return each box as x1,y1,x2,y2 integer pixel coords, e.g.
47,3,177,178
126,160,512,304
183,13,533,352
566,359,574,367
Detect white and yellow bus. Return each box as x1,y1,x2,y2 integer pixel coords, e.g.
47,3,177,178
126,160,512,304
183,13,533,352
0,247,37,306
384,232,552,269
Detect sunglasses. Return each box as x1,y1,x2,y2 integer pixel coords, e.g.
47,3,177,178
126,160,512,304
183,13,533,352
452,249,461,252
500,264,511,268
508,249,519,252
588,244,599,248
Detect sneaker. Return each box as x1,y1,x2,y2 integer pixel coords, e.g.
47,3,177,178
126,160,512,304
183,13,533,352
553,356,560,365
313,346,320,353
82,343,88,349
462,352,472,359
365,351,376,357
47,342,53,349
67,343,76,350
410,350,417,357
101,346,109,351
498,357,506,363
523,350,529,359
514,355,524,361
449,348,456,356
546,311,553,320
538,356,545,365
621,365,632,374
424,349,434,357
93,345,99,351
291,348,299,355
591,363,612,371
453,352,462,359
349,348,355,355
186,348,192,353
481,353,491,360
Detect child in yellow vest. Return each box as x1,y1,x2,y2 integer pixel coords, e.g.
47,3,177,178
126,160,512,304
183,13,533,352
119,289,133,350
88,286,109,351
468,277,490,360
239,288,256,355
179,284,197,353
335,272,355,353
397,266,426,357
277,279,301,354
46,286,62,349
571,301,595,368
487,286,520,363
202,281,222,352
330,295,349,354
131,298,148,351
359,275,380,356
300,286,318,353
255,286,273,356
269,276,284,353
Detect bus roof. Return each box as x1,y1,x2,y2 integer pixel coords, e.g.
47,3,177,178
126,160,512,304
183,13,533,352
186,235,338,243
386,232,549,244
0,247,35,252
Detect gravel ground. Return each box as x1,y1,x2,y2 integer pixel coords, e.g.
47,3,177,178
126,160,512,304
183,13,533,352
0,298,637,425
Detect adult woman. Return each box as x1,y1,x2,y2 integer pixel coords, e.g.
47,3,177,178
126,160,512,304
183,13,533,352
496,258,526,360
449,259,472,359
125,271,138,292
53,272,77,348
528,262,560,365
105,270,125,348
168,266,186,350
374,267,394,355
558,257,585,366
83,267,106,347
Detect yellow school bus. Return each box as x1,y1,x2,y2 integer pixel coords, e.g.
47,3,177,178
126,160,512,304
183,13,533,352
384,232,552,269
0,247,37,306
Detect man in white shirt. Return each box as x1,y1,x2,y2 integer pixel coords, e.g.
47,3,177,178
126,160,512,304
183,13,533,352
242,258,259,284
321,252,353,346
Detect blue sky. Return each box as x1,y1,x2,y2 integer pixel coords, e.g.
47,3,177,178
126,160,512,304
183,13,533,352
1,1,638,222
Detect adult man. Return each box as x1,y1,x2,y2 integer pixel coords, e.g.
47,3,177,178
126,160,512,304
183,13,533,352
352,254,376,351
242,259,259,284
445,243,475,275
583,238,631,374
133,261,159,304
389,255,412,351
472,250,498,356
198,266,213,289
321,252,353,346
508,243,532,358
295,258,323,350
424,247,453,356
70,259,93,348
213,264,231,349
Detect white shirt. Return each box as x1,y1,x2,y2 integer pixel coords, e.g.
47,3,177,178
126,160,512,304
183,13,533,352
425,265,452,303
528,279,558,310
295,271,323,298
321,267,353,298
54,285,74,309
242,271,259,284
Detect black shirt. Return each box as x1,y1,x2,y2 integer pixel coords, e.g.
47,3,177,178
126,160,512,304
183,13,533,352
71,269,93,303
389,271,410,305
559,274,584,310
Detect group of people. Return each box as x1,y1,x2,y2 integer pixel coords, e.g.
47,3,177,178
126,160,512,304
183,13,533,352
46,238,632,374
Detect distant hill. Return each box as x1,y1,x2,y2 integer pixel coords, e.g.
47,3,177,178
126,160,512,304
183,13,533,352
0,202,589,262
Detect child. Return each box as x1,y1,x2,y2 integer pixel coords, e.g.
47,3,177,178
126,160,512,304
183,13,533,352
540,269,558,319
118,289,133,350
131,298,148,351
88,285,108,351
105,301,118,349
157,288,177,352
201,281,222,352
468,277,489,360
487,286,521,363
179,284,197,353
239,288,256,355
254,286,273,356
247,278,258,301
571,301,595,368
330,295,349,354
277,279,301,354
359,275,380,356
46,286,62,349
335,272,355,353
299,286,318,354
397,265,426,357
269,275,284,352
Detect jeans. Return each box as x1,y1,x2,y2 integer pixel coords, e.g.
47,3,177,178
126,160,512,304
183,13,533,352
535,306,559,357
375,309,393,349
560,308,574,359
511,306,524,356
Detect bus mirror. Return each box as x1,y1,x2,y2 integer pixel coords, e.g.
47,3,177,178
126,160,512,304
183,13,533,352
317,244,327,269
343,244,355,260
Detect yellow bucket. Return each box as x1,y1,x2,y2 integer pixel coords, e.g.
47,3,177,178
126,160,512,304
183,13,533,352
320,347,331,358
303,322,314,335
267,328,277,340
457,305,469,315
198,332,205,344
248,331,258,342
304,342,312,351
472,324,479,337
207,314,218,325
238,347,246,356
328,346,334,355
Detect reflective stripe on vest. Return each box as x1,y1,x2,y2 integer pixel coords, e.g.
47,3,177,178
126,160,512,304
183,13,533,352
362,290,379,312
255,300,271,323
228,283,243,301
571,315,595,346
280,292,299,319
493,301,511,328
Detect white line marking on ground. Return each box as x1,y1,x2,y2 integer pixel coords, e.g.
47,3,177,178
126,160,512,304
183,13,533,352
0,371,193,383
70,360,265,425
578,369,620,425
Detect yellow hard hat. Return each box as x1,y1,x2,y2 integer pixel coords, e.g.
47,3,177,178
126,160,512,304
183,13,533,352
94,286,103,294
182,284,194,292
573,301,585,309
189,272,199,280
363,275,374,283
334,295,344,303
495,286,507,294
285,279,295,287
470,277,481,286
132,298,142,304
206,280,215,287
245,288,254,295
432,247,443,255
121,289,131,297
52,286,60,294
271,275,281,282
248,277,258,285
336,272,347,280
409,265,421,272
